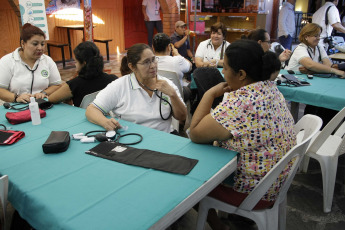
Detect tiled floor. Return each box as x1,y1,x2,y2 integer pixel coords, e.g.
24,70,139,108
2,53,345,230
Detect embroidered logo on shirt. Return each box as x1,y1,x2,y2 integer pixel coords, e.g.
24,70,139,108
41,70,49,78
161,95,169,105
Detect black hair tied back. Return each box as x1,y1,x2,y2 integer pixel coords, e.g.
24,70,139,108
261,51,281,81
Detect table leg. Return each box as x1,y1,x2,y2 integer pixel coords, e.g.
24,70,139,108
66,28,73,59
290,101,300,122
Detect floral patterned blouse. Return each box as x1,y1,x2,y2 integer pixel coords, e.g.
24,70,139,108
211,80,296,201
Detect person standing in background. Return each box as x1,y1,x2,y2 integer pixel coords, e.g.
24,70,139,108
142,0,163,48
278,0,296,50
171,21,194,63
312,0,345,50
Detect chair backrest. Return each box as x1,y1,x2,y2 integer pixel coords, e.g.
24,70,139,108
157,70,183,99
193,67,225,108
79,90,101,109
239,114,322,211
308,107,345,156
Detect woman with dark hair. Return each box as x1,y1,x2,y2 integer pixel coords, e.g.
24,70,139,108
0,23,61,103
86,43,187,133
195,22,230,68
49,41,117,107
245,28,292,63
190,40,296,230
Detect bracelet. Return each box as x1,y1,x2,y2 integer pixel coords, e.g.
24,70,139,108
13,93,18,102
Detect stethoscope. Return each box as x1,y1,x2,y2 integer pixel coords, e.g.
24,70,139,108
137,79,173,121
24,63,39,94
205,39,226,62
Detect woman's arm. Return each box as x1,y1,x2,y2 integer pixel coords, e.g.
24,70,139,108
48,83,72,104
85,104,120,131
190,82,232,143
299,57,345,76
155,79,187,121
0,88,32,103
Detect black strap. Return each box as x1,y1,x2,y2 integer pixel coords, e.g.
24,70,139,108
24,64,39,94
220,41,225,60
325,6,333,26
307,45,322,63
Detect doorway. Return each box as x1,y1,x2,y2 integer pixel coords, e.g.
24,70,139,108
123,0,148,49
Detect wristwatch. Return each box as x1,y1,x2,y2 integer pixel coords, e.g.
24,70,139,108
41,90,48,96
13,93,18,102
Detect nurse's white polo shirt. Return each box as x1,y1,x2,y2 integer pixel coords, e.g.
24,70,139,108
0,47,61,94
93,73,185,133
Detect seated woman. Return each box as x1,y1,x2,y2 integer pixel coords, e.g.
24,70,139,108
48,41,117,107
190,40,296,230
286,23,345,77
195,22,230,68
153,33,192,87
0,23,61,103
86,43,187,133
245,28,291,63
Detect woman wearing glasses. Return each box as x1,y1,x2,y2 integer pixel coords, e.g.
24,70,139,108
244,28,291,63
195,22,230,68
286,23,345,77
0,23,61,103
86,43,187,133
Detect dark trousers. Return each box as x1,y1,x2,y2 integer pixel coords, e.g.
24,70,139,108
144,20,163,47
279,35,293,50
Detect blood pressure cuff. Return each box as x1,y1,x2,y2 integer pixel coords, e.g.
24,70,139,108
5,109,46,125
42,131,70,154
85,142,198,175
0,130,25,145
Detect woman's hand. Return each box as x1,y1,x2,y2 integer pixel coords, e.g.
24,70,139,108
207,82,231,98
33,92,48,99
155,80,176,97
100,118,121,131
279,49,292,62
16,93,32,103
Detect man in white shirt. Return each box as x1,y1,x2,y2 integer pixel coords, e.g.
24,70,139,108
312,0,345,50
142,0,163,47
278,0,296,50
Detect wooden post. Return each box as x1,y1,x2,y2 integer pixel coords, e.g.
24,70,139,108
7,0,22,31
83,0,93,42
270,0,280,40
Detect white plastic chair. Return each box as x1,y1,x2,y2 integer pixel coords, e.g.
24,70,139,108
157,70,183,100
79,90,101,109
301,107,345,213
157,70,184,132
196,114,322,230
0,175,8,230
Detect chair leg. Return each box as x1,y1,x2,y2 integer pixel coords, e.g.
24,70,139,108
0,175,8,230
278,197,287,230
301,155,310,173
196,199,210,230
106,41,110,61
61,46,66,68
320,156,338,213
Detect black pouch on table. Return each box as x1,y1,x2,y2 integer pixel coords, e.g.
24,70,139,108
85,142,198,175
36,98,53,110
42,131,70,153
0,130,25,145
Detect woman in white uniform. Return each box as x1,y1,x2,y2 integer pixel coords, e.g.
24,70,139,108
86,43,187,133
0,23,61,103
195,22,230,68
286,23,345,77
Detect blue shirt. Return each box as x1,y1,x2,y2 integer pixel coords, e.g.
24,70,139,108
170,31,190,59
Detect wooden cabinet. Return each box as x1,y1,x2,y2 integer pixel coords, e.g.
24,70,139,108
191,12,257,43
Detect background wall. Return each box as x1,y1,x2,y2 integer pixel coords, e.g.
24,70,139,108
0,0,125,61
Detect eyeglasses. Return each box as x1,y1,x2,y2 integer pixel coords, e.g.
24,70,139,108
137,56,159,68
311,34,321,38
263,40,271,44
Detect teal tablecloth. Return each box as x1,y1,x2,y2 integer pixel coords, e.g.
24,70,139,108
0,104,237,230
190,68,345,111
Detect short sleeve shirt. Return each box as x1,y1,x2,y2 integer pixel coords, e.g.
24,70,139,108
195,39,230,63
211,81,296,201
0,48,61,94
312,2,340,46
286,43,328,71
171,32,191,59
92,73,185,133
157,55,190,86
142,0,161,21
